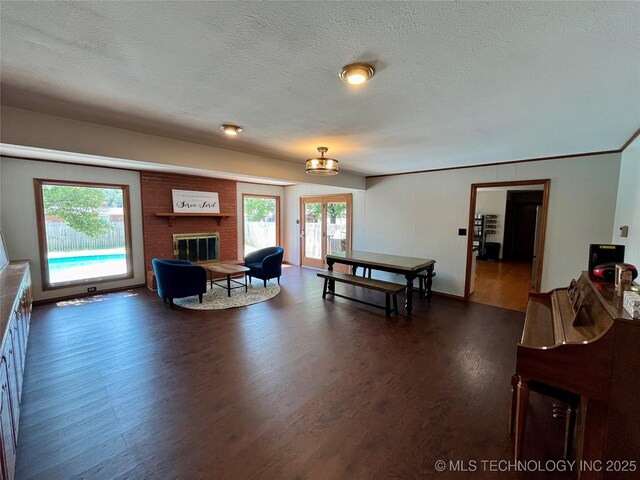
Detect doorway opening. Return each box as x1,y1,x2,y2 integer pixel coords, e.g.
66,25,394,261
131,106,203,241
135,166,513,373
465,180,550,311
300,194,352,270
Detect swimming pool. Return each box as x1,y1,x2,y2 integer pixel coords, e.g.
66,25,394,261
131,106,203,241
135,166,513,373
49,253,128,283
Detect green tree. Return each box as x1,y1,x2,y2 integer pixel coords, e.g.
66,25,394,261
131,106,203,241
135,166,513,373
104,188,123,207
327,203,346,224
43,185,111,237
306,203,322,222
304,203,346,223
244,197,275,222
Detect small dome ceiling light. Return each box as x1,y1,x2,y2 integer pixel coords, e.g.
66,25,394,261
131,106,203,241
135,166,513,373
306,147,339,176
339,63,375,85
220,124,243,136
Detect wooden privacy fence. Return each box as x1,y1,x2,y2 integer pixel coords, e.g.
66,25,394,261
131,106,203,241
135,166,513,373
244,222,277,250
303,222,347,259
45,221,126,252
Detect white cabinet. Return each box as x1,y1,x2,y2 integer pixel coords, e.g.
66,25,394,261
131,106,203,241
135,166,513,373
0,262,31,480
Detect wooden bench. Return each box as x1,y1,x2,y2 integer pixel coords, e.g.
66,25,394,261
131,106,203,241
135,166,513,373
317,271,405,317
356,268,436,301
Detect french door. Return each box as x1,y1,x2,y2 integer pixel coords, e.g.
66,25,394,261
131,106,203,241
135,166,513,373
300,194,352,269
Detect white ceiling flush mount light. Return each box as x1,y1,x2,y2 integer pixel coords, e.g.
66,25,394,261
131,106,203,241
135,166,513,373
306,147,339,175
220,124,243,136
339,63,375,85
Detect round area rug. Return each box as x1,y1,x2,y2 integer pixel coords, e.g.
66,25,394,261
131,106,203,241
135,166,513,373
174,282,280,310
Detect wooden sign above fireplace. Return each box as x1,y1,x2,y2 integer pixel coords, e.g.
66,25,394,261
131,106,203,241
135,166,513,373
172,189,220,213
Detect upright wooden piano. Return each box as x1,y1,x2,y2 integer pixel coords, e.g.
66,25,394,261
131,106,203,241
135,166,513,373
511,272,640,479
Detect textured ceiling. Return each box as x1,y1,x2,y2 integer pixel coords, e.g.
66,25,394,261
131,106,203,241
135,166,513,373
1,1,639,176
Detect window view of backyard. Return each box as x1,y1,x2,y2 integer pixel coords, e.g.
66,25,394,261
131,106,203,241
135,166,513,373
39,183,130,287
243,196,278,255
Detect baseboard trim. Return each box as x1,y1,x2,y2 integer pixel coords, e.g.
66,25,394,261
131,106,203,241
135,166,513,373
410,287,465,301
34,283,147,305
432,290,465,301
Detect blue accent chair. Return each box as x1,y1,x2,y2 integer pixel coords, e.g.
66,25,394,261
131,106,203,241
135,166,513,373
245,246,284,287
152,258,207,308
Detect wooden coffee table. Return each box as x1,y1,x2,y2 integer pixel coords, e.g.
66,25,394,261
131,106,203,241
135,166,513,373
203,263,250,297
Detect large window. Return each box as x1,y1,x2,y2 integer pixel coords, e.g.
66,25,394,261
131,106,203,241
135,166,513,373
34,179,134,290
242,195,280,256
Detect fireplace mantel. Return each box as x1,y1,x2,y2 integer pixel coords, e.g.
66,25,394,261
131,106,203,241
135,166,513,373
154,212,236,227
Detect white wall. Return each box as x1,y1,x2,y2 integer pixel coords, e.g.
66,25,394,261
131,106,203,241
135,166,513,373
236,182,285,259
612,141,640,267
0,157,145,301
283,184,366,265
365,153,621,296
0,157,5,266
475,189,507,258
0,157,3,229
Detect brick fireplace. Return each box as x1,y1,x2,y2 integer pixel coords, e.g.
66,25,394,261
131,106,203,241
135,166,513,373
172,232,220,262
141,172,238,288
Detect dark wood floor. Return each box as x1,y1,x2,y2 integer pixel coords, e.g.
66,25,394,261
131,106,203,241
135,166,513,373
16,266,572,479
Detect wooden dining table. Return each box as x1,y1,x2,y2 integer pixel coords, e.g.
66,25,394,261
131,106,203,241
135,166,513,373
325,250,435,315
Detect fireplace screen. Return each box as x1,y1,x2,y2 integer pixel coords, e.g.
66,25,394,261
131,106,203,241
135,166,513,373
172,233,219,262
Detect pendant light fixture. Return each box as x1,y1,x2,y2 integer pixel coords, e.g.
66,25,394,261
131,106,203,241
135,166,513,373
305,147,339,175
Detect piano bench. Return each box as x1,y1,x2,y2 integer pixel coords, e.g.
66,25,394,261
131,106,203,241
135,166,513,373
511,378,580,461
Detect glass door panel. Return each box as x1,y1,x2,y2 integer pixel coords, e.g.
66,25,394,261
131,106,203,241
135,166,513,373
326,202,347,256
301,200,324,269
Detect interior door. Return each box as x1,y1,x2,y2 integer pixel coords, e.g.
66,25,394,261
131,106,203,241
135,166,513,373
531,206,542,290
300,195,352,269
512,203,538,259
